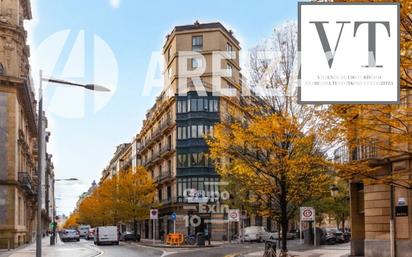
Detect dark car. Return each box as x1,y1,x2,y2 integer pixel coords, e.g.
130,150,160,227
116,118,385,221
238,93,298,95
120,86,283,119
320,228,344,245
120,232,140,242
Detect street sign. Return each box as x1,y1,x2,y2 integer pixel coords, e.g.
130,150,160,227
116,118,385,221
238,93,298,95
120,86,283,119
171,212,177,221
150,209,158,220
228,209,240,222
300,207,315,222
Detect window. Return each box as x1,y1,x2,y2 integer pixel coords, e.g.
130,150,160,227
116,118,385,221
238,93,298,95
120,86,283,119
197,98,203,111
198,125,204,138
190,99,197,112
0,63,4,75
178,154,188,168
226,43,233,53
191,58,202,69
177,126,187,140
168,47,172,61
191,125,198,138
192,36,203,51
209,99,218,112
227,63,233,77
177,100,187,113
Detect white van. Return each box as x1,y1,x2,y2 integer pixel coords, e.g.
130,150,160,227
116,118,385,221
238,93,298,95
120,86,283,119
78,225,91,238
94,226,119,245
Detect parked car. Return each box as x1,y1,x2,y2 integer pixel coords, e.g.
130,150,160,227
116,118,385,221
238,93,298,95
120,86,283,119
78,225,91,238
320,228,345,245
243,226,274,242
269,231,296,240
60,229,80,242
120,231,140,242
86,228,95,240
94,226,119,245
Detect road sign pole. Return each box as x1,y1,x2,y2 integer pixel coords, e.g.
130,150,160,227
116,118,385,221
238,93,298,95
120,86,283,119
313,210,316,247
300,220,302,244
227,220,230,244
153,219,155,245
173,220,176,234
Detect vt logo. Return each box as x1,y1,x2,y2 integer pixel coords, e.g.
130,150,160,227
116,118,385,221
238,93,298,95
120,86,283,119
311,21,390,68
298,3,399,104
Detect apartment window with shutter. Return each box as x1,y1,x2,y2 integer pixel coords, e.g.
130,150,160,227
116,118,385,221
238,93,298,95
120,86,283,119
192,36,203,51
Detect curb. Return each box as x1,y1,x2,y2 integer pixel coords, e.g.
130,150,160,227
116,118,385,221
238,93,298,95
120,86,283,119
135,241,220,249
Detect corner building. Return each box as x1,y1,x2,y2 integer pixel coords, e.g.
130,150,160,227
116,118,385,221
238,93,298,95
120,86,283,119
135,22,242,240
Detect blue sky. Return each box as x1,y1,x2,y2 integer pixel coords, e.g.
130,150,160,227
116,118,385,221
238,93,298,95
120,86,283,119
29,0,298,215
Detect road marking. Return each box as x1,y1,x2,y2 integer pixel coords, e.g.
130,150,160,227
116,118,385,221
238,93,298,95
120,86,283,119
84,243,104,257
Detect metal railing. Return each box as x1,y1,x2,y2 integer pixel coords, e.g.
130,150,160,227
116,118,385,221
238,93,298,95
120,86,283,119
18,172,36,196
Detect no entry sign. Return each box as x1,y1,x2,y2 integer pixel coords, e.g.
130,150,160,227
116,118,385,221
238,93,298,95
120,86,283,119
228,209,240,222
300,207,315,222
150,209,158,220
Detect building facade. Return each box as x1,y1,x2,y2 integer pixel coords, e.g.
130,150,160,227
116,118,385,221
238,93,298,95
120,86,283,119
0,0,38,248
335,143,412,257
130,21,244,240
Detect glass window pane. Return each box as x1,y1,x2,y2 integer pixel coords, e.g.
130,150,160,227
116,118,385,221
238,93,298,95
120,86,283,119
190,99,197,112
198,125,204,138
197,99,203,111
182,126,187,139
191,125,197,138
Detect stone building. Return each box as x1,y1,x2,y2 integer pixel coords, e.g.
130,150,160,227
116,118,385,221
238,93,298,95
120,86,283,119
335,142,412,257
130,21,243,240
0,0,38,248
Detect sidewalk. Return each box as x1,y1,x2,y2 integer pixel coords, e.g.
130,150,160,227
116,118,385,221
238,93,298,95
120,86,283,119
137,238,227,248
0,236,57,257
239,243,350,257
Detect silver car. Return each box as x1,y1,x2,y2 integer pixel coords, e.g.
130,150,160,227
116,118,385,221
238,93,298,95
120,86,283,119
60,229,80,242
243,226,274,242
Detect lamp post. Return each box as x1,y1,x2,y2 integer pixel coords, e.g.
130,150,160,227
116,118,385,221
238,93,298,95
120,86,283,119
36,70,109,257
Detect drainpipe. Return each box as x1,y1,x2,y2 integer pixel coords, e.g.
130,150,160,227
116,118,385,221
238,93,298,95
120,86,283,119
390,161,396,257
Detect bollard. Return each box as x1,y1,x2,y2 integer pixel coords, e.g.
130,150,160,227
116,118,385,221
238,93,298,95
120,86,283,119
7,239,10,251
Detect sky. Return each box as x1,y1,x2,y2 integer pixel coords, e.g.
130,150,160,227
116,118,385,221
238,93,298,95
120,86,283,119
27,0,299,215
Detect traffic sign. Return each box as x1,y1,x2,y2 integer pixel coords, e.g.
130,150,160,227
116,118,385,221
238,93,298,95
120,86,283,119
228,209,240,222
300,207,315,222
150,209,158,220
171,212,177,221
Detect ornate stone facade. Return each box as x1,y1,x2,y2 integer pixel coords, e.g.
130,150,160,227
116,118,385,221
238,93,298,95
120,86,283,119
0,0,38,248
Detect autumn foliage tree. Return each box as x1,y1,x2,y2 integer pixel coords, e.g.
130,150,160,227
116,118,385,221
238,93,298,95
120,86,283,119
208,22,332,254
323,0,412,189
64,211,79,229
77,166,155,240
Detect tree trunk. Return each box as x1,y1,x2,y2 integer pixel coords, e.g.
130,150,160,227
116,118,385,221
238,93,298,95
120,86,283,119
133,218,138,242
280,179,288,254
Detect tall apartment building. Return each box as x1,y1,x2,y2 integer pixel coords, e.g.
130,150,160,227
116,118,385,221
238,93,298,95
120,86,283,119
133,22,242,240
0,0,38,248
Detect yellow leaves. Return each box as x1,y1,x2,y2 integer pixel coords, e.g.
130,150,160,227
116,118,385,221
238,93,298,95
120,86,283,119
207,108,333,216
77,166,156,227
64,212,80,229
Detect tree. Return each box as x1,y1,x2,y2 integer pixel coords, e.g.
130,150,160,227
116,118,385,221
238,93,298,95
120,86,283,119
76,166,155,240
208,22,333,254
326,0,412,189
64,212,79,229
115,167,156,241
78,177,118,227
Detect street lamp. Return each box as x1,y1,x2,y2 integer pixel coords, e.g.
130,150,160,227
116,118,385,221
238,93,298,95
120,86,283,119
330,184,339,197
36,70,110,257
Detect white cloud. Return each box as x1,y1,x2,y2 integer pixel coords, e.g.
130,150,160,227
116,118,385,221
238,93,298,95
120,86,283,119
109,0,121,9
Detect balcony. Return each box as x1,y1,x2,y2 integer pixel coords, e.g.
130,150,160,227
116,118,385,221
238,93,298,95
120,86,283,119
18,172,36,196
159,144,173,157
139,118,174,154
155,170,173,184
334,142,379,163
